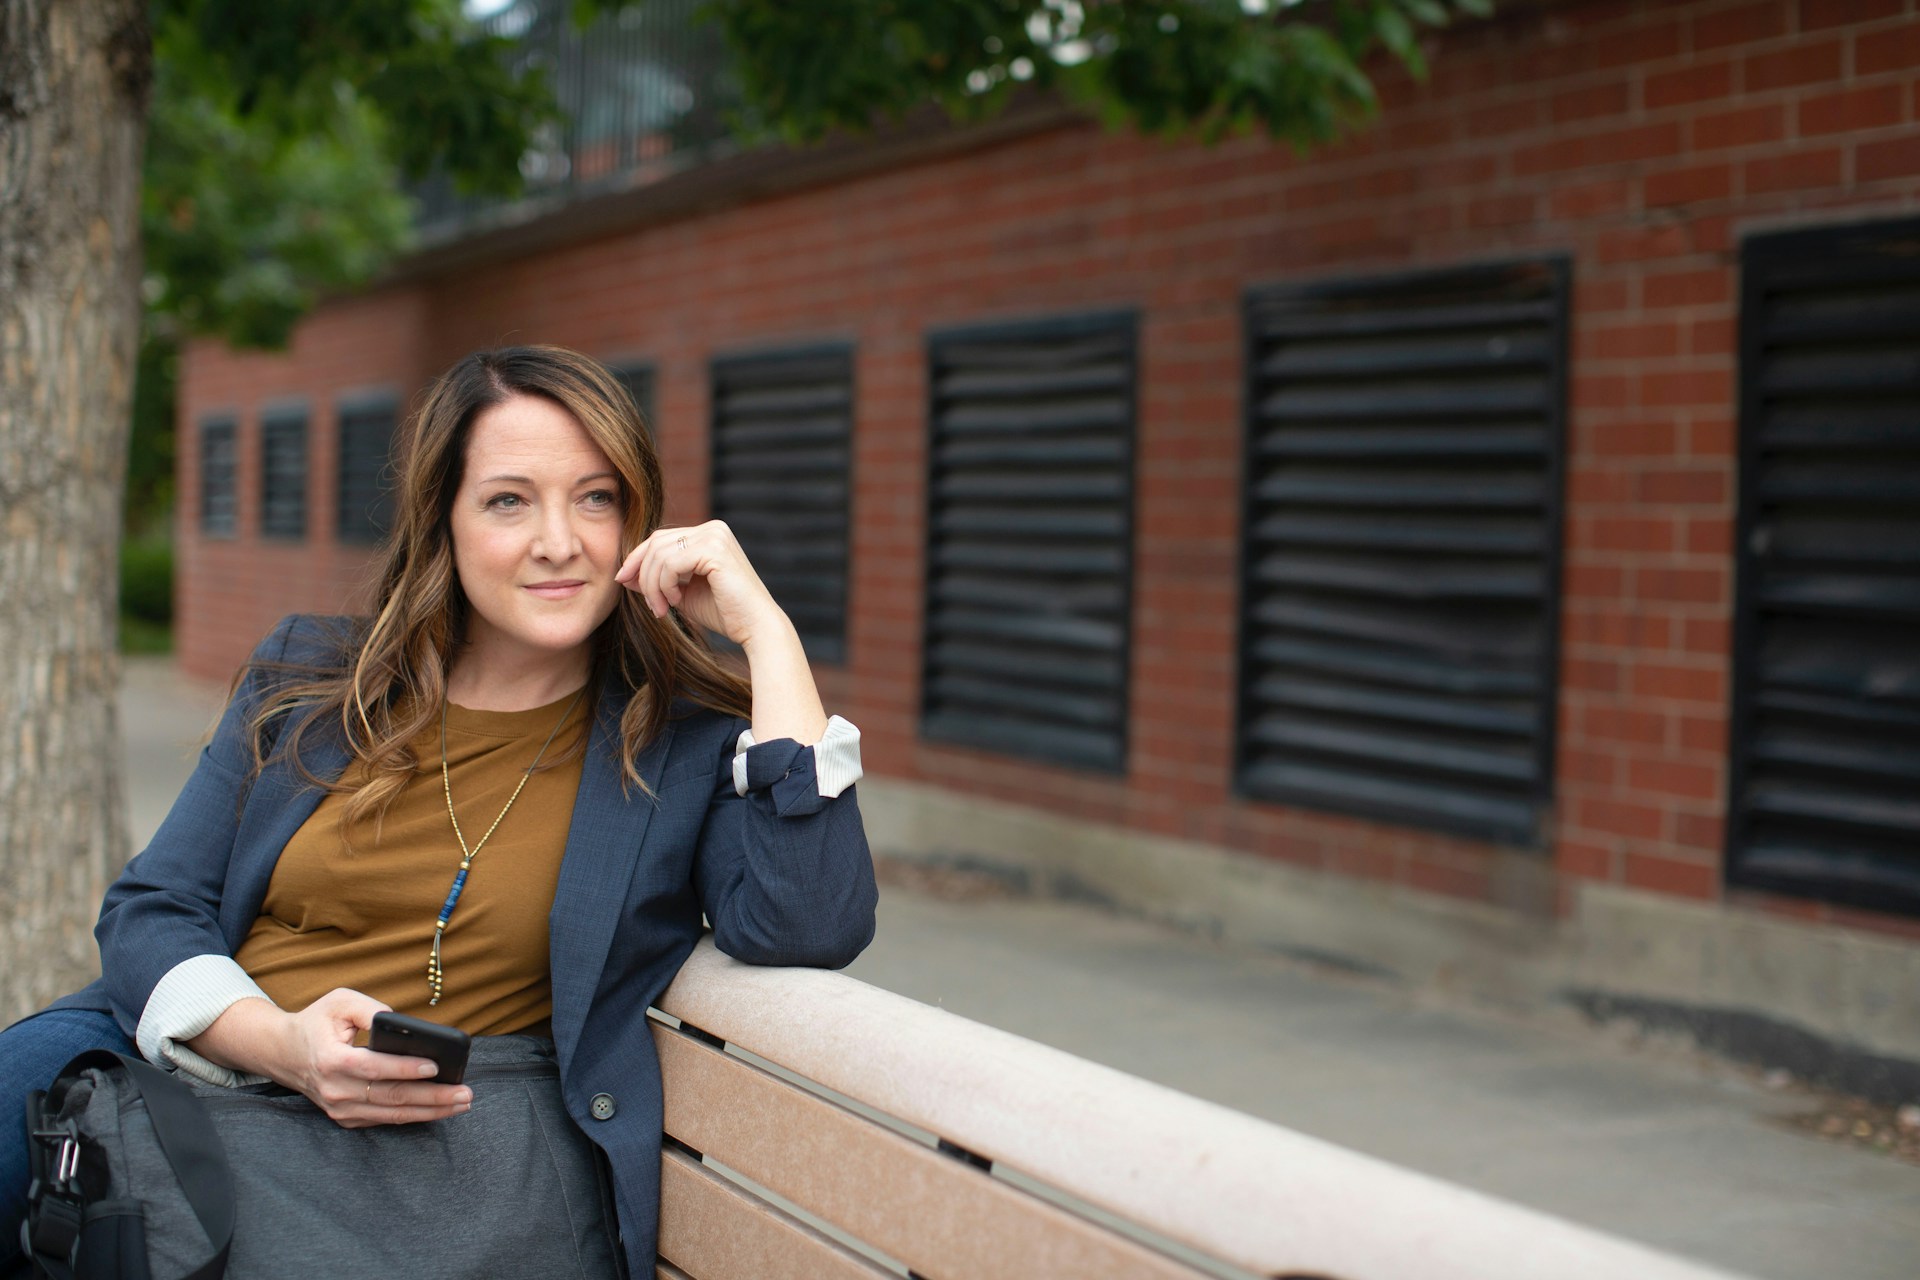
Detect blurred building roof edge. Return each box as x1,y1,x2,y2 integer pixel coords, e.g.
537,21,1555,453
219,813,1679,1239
381,92,1082,288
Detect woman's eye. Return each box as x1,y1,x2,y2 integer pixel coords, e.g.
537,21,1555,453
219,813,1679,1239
486,493,524,511
582,489,618,510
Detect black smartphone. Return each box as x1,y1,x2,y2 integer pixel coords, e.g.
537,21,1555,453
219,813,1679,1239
368,1011,471,1085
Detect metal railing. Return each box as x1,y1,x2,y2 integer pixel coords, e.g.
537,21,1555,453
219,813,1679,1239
413,0,743,242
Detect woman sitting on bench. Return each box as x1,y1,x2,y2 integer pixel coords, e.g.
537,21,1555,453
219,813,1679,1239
2,344,876,1278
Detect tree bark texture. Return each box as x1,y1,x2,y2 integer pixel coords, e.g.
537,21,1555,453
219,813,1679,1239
0,0,149,1022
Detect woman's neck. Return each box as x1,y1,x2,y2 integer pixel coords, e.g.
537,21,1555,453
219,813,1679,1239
444,641,591,712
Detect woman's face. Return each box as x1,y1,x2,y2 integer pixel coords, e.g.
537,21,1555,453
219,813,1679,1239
448,393,628,677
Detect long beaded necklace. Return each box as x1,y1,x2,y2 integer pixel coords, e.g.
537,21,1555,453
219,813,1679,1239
429,685,587,1006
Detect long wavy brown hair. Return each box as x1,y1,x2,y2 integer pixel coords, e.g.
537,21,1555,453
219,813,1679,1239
242,345,752,827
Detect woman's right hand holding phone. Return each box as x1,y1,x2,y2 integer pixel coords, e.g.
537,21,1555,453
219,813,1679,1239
189,987,472,1128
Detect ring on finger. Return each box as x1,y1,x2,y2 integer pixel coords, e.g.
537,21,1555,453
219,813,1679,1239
365,1082,373,1105
678,535,687,550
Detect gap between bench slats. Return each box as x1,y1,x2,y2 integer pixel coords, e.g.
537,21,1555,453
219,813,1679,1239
654,1021,1209,1280
657,1145,892,1280
656,938,1742,1280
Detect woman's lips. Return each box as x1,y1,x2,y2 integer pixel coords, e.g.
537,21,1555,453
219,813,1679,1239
524,580,587,600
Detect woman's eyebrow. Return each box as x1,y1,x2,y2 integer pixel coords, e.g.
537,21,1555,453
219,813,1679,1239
475,472,617,485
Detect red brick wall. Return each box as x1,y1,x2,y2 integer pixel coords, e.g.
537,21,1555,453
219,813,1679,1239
178,291,432,670
177,0,1920,934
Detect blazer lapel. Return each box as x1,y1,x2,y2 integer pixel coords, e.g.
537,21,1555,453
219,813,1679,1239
550,686,673,1068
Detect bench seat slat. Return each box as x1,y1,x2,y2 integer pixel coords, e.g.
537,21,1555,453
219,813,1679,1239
655,1022,1206,1280
657,1146,891,1280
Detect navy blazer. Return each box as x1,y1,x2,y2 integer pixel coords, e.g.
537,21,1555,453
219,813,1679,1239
50,614,878,1274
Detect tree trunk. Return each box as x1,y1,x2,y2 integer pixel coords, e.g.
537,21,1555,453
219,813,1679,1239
0,0,150,1022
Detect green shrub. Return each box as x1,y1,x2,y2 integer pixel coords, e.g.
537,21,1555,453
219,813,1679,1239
120,537,173,626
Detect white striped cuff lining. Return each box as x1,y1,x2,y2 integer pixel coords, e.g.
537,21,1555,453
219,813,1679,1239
731,713,863,799
136,952,275,1087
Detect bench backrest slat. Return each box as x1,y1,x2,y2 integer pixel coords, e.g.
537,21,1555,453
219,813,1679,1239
657,939,1740,1280
657,1145,892,1280
655,1020,1209,1280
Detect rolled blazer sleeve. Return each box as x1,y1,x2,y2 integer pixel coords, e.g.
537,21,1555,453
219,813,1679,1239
690,719,878,970
92,615,303,1034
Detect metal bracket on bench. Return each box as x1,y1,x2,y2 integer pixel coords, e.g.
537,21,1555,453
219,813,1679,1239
935,1137,992,1173
677,1019,727,1053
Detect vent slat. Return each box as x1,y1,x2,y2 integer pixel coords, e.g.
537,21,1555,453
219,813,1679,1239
1250,637,1540,697
931,607,1125,653
1237,261,1566,844
714,446,850,476
936,364,1129,400
1762,286,1920,342
1758,574,1920,618
939,400,1131,435
1255,471,1548,509
1252,553,1544,601
923,317,1135,771
714,417,848,450
934,543,1128,576
1253,298,1557,341
1750,728,1920,786
1253,594,1540,659
1258,331,1553,379
920,711,1123,772
1253,676,1535,737
929,641,1124,691
1758,348,1920,395
711,348,852,663
1759,402,1920,450
1745,781,1920,839
928,675,1123,729
1247,716,1536,784
1730,216,1920,915
1258,381,1551,422
713,479,849,508
1757,689,1920,733
936,508,1127,538
1240,760,1538,845
1256,426,1548,460
1252,513,1544,555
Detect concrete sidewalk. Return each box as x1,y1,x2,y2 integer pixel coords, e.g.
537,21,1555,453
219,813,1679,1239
119,656,1920,1280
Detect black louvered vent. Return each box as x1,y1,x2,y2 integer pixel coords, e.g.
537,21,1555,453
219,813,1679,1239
337,395,397,544
1730,218,1920,917
923,314,1136,773
260,405,308,540
609,362,655,435
200,416,237,538
1237,261,1569,846
709,347,851,663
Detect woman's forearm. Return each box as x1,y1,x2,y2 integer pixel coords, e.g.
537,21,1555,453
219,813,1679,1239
742,612,829,746
187,996,297,1081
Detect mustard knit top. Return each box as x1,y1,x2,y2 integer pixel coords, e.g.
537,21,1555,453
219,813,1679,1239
233,690,593,1035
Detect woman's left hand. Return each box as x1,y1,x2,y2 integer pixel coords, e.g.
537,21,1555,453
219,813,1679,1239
615,520,785,650
617,519,828,744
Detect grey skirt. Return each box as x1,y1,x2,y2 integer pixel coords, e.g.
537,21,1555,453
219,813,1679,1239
174,1034,623,1279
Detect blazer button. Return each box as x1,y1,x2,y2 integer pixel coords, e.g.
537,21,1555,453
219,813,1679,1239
589,1093,617,1121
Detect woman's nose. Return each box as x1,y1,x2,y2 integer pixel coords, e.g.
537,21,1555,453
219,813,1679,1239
532,506,579,562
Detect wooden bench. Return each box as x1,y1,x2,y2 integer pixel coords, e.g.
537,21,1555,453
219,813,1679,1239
649,938,1740,1280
